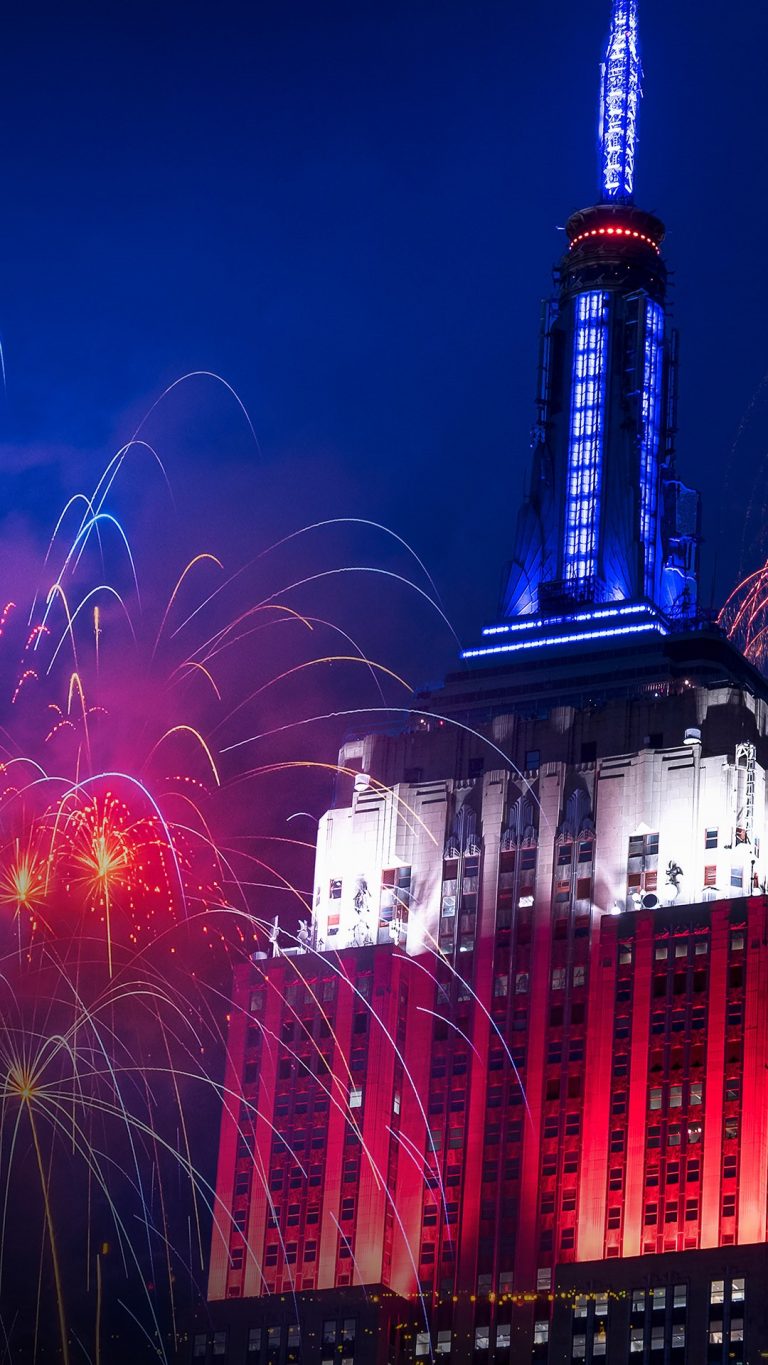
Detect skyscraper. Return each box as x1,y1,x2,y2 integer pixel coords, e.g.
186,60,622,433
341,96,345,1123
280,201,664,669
191,4,768,1362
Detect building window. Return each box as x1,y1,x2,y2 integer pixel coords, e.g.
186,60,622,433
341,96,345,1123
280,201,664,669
705,828,718,849
436,1330,451,1354
415,1333,430,1358
551,967,566,991
474,1326,490,1350
572,1336,586,1359
193,1337,207,1360
732,1277,745,1302
212,1333,227,1357
533,1320,549,1345
496,1324,511,1348
630,1327,644,1353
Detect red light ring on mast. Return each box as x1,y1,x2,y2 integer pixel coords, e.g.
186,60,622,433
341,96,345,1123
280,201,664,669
569,225,661,254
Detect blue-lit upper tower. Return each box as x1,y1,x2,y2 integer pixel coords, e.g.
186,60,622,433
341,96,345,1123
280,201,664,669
469,0,701,664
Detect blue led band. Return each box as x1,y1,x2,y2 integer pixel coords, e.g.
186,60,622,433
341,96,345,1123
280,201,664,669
482,603,651,638
462,620,668,660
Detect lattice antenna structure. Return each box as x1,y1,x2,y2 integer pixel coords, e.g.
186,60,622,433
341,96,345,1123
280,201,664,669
599,0,642,202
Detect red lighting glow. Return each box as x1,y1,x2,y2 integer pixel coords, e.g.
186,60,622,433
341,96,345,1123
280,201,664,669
569,224,660,253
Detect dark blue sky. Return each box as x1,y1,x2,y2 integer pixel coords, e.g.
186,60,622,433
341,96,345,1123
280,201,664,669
0,0,766,684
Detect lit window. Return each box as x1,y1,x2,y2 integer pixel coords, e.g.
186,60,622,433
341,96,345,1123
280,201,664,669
731,1317,744,1341
652,1287,665,1311
710,1279,725,1305
415,1332,430,1357
573,1335,587,1358
496,1324,511,1348
670,1085,683,1108
732,1277,745,1302
574,1296,589,1319
537,1268,552,1292
436,1329,451,1354
671,1326,685,1348
649,1087,662,1110
474,1326,490,1350
533,1320,549,1345
551,968,566,991
212,1332,227,1357
673,1284,686,1308
349,1087,362,1109
689,1083,703,1106
632,1290,645,1314
630,1327,644,1353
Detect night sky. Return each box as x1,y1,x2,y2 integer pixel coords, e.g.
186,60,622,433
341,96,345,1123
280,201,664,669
1,3,766,1357
0,0,765,692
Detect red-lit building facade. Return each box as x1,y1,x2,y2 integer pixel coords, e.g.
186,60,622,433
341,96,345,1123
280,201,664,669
190,2,768,1361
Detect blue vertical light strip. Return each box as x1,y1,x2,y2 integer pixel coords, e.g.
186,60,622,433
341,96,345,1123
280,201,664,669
563,292,609,585
599,0,641,201
640,298,664,599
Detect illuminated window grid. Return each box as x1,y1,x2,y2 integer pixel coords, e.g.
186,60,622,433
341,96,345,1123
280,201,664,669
640,299,664,597
563,292,610,585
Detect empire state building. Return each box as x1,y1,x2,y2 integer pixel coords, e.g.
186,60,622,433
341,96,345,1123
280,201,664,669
191,4,768,1363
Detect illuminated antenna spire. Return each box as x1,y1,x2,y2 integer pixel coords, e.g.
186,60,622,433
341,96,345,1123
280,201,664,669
599,0,642,202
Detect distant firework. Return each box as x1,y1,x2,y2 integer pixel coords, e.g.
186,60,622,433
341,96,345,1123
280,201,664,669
719,556,768,668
